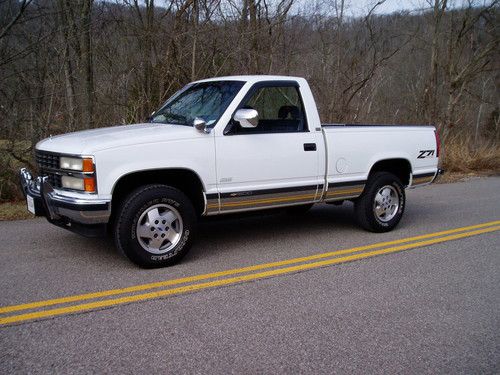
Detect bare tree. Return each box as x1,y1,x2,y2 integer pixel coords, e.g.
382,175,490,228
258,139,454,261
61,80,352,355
57,0,95,129
441,0,499,139
0,0,32,40
422,0,447,126
0,0,499,200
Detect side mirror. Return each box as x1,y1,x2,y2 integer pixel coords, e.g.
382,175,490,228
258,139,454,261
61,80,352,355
193,117,210,133
234,108,259,128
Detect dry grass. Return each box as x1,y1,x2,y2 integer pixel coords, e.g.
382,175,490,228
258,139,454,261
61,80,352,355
0,201,34,221
436,171,496,184
442,136,500,174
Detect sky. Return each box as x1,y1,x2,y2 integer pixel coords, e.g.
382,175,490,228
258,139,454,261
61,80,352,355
291,0,429,17
151,0,481,19
342,0,423,15
292,0,489,17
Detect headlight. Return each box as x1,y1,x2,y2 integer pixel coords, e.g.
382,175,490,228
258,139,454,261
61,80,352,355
58,155,96,192
60,157,94,172
61,176,96,192
61,176,84,190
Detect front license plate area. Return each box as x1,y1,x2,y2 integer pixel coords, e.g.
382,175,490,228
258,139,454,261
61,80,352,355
27,195,35,214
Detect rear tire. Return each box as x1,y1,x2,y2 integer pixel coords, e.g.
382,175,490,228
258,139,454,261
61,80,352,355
354,172,405,232
114,184,197,268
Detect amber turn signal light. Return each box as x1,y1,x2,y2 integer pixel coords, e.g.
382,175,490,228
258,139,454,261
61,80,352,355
82,158,94,173
84,176,96,192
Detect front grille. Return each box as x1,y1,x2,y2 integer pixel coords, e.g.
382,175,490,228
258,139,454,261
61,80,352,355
35,151,62,188
36,151,60,170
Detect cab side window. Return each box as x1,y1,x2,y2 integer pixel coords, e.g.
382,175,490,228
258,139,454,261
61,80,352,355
232,85,307,134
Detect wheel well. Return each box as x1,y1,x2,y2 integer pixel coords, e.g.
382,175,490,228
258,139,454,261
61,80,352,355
111,169,205,217
369,159,411,186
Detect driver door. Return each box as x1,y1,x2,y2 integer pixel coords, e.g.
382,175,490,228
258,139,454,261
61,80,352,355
214,82,322,213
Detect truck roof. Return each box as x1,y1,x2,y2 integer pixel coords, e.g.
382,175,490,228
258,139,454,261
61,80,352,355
193,75,305,84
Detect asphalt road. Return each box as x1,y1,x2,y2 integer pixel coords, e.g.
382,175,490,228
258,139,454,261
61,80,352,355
1,177,499,374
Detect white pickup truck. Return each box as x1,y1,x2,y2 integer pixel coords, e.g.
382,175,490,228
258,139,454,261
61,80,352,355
20,75,442,267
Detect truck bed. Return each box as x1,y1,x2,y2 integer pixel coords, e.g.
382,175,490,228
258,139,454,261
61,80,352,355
321,123,438,193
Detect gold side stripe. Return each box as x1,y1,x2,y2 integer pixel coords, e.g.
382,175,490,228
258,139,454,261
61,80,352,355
219,193,317,208
207,195,314,210
326,187,364,196
207,187,363,209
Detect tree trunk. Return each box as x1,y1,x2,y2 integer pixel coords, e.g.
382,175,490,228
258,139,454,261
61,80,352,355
57,0,77,131
423,0,447,126
80,0,94,128
191,0,198,81
248,0,259,73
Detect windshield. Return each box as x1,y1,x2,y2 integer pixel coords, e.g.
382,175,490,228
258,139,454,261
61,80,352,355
150,81,245,126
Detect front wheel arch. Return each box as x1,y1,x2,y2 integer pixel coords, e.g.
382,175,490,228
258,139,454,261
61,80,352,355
109,168,206,227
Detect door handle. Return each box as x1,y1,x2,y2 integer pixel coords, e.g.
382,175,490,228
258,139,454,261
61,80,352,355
303,143,317,151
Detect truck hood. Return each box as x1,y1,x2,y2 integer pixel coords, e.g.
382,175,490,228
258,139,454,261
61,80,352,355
36,123,197,154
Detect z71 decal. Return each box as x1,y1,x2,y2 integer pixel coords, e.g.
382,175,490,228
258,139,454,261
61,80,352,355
417,150,435,158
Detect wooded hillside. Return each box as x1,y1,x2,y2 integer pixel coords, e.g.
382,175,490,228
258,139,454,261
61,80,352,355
0,0,498,200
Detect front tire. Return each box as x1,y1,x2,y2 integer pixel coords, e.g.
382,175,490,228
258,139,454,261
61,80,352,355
114,185,197,268
354,172,405,232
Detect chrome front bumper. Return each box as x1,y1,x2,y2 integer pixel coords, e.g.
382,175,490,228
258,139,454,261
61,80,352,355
19,168,111,226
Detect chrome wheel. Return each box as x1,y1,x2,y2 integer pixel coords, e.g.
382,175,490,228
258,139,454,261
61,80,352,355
136,204,183,254
373,185,399,222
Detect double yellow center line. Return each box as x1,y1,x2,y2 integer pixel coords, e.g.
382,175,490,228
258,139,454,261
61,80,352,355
1,220,499,326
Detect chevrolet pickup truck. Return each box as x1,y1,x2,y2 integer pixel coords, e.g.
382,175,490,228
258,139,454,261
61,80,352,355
20,75,442,267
